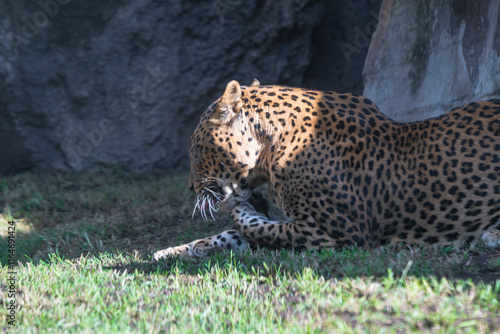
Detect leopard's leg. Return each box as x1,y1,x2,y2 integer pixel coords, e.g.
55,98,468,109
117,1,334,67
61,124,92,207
153,229,250,261
230,202,344,249
482,229,500,248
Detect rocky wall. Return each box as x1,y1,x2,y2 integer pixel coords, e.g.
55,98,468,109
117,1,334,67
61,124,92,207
0,0,381,175
363,0,500,122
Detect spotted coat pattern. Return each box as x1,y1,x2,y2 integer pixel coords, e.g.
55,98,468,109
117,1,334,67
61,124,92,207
153,80,500,259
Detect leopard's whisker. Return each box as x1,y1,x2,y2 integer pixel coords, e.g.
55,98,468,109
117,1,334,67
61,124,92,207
201,195,210,221
199,196,206,221
194,194,204,218
209,204,216,221
191,181,224,220
207,196,218,221
192,196,199,219
205,188,223,202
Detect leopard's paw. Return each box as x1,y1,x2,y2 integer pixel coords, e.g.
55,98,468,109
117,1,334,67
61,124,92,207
153,244,190,261
482,230,500,248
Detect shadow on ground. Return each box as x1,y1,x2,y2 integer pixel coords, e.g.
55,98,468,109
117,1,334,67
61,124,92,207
2,171,500,285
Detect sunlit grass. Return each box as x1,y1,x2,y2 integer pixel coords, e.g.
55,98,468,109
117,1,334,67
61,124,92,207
0,171,499,332
0,251,499,333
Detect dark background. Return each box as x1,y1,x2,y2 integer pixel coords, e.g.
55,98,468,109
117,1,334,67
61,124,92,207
1,0,499,176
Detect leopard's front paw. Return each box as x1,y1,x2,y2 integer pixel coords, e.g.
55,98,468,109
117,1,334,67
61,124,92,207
232,202,261,216
231,202,270,224
218,195,239,212
153,245,189,261
482,230,500,248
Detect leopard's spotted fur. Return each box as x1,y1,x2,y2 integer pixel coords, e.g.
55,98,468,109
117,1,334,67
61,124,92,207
154,80,500,259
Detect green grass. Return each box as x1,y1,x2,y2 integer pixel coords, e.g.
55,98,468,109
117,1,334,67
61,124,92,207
0,171,234,264
1,171,499,333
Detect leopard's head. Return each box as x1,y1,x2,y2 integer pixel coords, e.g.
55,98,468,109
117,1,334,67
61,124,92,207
188,80,264,219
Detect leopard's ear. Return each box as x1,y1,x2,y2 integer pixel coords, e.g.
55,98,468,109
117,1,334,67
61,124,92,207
250,78,260,86
212,80,242,124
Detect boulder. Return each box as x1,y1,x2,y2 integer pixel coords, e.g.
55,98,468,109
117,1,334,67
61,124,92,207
363,0,500,122
0,0,381,175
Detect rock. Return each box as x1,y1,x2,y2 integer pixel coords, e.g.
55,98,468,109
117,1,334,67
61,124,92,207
303,0,382,93
0,0,381,175
363,0,500,122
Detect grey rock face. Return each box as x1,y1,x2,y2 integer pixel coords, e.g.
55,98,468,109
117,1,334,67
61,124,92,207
1,0,380,175
363,0,500,122
303,0,382,93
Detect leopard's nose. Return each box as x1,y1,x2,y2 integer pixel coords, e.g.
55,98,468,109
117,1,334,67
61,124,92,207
189,183,195,192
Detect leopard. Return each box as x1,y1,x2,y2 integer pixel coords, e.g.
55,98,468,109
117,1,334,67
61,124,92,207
153,79,500,260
